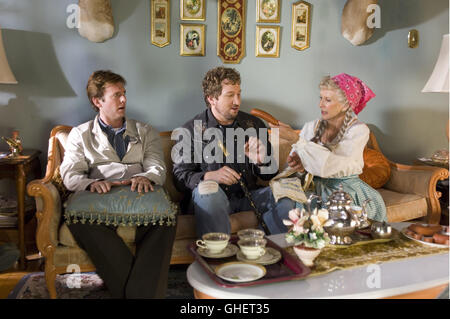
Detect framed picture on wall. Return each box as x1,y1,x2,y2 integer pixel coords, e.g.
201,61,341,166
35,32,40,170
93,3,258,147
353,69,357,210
291,1,311,51
181,0,206,21
180,24,205,56
151,0,170,47
255,25,280,57
217,0,246,64
256,0,280,23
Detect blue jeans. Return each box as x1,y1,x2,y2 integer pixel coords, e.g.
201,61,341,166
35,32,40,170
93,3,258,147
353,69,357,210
192,182,295,237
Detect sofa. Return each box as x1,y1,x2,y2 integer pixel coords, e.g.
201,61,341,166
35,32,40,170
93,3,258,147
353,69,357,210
27,125,448,297
163,128,449,263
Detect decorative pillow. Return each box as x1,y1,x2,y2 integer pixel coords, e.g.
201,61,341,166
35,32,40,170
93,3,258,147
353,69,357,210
359,148,391,189
64,185,178,227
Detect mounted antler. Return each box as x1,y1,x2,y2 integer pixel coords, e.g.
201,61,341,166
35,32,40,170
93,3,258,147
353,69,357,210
341,0,378,46
78,0,114,43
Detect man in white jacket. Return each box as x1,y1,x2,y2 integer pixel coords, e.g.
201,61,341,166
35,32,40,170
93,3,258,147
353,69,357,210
60,70,175,299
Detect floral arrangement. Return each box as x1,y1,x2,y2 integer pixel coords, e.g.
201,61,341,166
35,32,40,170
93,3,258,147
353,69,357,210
283,207,330,249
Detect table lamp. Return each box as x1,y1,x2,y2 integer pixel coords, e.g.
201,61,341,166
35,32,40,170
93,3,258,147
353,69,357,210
422,34,449,164
0,28,17,84
422,34,449,93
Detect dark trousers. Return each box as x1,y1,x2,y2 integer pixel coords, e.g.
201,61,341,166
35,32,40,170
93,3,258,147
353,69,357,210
68,222,176,299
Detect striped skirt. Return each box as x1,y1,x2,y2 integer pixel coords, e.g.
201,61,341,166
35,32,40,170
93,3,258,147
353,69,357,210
296,175,387,222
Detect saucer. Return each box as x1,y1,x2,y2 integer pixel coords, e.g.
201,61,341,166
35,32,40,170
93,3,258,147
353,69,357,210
236,247,282,265
197,243,239,258
215,262,266,283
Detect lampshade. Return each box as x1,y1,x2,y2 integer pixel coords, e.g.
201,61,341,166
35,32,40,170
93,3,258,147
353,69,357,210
0,28,17,84
422,34,449,93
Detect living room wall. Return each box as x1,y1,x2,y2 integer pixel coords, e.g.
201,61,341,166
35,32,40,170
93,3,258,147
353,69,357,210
0,0,448,166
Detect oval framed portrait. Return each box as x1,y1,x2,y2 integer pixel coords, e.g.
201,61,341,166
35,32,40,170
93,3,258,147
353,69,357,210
180,24,205,56
224,42,239,57
255,25,280,57
181,0,205,21
221,7,242,37
186,30,200,50
257,0,280,23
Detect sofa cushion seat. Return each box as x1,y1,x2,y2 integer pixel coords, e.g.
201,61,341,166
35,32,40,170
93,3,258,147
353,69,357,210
379,189,428,222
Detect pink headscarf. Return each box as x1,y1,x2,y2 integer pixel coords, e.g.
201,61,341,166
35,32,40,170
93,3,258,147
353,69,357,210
331,73,375,115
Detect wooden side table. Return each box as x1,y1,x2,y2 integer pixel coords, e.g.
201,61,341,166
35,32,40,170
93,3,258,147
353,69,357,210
0,150,41,269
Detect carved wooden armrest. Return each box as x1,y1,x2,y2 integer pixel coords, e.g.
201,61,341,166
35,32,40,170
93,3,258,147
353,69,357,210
27,179,62,257
384,162,449,224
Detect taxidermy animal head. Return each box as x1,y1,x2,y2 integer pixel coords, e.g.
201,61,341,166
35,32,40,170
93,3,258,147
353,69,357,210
78,0,114,43
341,0,378,46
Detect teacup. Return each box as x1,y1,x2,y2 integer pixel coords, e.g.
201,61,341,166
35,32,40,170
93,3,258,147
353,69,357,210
237,228,265,240
238,238,267,260
196,232,230,254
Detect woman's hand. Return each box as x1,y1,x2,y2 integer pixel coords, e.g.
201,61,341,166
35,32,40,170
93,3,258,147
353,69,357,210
269,121,299,144
287,152,305,173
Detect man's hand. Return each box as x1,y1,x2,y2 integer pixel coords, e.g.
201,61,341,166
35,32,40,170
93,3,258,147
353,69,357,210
89,180,121,194
89,177,154,194
287,152,305,173
121,176,154,193
204,166,241,185
244,136,266,165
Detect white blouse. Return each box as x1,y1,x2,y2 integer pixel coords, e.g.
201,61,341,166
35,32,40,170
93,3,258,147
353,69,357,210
291,119,369,178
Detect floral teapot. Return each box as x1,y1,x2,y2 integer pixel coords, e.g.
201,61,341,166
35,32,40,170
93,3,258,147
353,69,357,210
318,185,360,245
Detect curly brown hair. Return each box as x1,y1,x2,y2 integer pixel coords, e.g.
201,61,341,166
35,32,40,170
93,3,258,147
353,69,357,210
202,67,241,107
86,70,126,112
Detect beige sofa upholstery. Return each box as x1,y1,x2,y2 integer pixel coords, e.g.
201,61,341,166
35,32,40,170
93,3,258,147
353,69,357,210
27,125,448,297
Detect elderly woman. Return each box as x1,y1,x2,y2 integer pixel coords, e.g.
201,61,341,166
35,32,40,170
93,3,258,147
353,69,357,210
270,73,387,222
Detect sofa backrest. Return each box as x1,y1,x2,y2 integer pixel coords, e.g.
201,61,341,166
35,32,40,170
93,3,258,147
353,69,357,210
42,125,72,184
44,126,382,201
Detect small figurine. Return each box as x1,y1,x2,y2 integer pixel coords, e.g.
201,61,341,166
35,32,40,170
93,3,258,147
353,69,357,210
2,130,23,157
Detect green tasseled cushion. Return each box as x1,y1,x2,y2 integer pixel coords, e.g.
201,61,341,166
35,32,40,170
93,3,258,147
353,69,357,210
64,185,178,227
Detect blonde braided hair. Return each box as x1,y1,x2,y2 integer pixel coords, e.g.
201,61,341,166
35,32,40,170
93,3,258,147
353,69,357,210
311,76,357,150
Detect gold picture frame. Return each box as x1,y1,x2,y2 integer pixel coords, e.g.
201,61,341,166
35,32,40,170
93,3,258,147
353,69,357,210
151,0,170,47
255,25,280,57
180,0,206,21
180,24,205,56
291,1,311,51
256,0,280,23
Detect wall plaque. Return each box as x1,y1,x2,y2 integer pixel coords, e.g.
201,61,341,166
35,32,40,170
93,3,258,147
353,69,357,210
291,1,311,51
151,0,170,47
217,0,246,64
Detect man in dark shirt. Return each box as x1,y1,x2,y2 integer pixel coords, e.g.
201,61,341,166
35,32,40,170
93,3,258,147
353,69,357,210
173,67,295,236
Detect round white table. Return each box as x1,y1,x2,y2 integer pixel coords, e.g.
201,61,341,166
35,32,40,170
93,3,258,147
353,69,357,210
187,222,449,299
